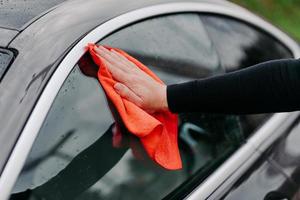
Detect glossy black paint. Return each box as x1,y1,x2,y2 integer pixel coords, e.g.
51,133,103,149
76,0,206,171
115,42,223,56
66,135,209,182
0,0,67,30
261,118,300,199
1,0,300,198
220,154,297,200
218,117,300,200
0,0,232,175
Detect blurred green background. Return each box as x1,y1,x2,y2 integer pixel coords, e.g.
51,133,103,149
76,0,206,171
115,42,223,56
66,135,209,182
231,0,300,41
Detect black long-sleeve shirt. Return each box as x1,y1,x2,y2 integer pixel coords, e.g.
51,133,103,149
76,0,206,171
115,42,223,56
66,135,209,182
167,58,300,114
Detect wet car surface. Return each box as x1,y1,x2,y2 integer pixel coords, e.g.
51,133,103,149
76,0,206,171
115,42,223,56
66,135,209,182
0,0,300,200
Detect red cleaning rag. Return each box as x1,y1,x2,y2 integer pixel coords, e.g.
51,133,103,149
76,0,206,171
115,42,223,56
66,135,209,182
87,43,182,170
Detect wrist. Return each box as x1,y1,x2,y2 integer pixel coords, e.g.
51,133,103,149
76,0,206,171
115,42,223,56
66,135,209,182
160,85,168,111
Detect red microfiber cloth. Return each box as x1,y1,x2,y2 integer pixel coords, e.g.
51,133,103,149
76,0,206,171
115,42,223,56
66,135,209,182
86,43,182,170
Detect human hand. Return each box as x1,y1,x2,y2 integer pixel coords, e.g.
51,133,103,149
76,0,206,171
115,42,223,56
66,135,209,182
94,45,168,113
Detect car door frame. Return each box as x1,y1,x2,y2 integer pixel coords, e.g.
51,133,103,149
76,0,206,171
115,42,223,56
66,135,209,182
1,1,300,200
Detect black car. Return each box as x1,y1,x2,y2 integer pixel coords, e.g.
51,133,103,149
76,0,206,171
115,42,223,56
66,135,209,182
0,0,300,199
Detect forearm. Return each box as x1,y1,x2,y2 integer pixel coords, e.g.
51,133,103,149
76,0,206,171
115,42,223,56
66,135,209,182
167,59,300,114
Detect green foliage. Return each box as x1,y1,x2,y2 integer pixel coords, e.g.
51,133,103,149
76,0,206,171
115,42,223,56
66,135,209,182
231,0,300,41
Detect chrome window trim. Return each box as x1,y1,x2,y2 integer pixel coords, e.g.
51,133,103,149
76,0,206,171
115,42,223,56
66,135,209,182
187,111,300,200
204,111,300,200
1,1,299,200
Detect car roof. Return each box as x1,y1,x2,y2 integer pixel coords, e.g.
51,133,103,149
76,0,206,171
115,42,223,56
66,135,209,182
0,0,68,30
0,0,232,32
0,0,231,47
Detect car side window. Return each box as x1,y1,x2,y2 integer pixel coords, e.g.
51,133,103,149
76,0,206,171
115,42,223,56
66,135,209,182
201,15,293,72
201,15,295,137
0,48,14,80
10,13,244,200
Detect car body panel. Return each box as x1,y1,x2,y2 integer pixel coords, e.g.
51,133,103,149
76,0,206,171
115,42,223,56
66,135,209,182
187,112,300,199
218,118,300,200
0,28,18,47
0,0,247,175
220,154,296,200
260,117,300,198
0,0,300,200
0,0,67,30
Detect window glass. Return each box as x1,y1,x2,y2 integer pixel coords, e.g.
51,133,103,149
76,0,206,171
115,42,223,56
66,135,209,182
201,15,293,72
0,48,14,80
218,118,300,200
201,15,294,137
10,14,244,200
100,14,221,81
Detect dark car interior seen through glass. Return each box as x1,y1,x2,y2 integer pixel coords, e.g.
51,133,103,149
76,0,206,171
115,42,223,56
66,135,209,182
10,13,293,200
0,48,14,81
201,15,293,137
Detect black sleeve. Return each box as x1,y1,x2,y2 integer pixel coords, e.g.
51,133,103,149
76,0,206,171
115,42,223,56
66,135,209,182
167,59,300,114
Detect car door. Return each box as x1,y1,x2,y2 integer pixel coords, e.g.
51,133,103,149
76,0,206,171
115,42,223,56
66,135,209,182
3,3,300,200
8,13,247,200
217,116,299,200
195,15,299,200
201,14,296,139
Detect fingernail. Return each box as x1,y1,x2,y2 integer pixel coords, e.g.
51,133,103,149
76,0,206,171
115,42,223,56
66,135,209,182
94,46,100,52
114,83,121,91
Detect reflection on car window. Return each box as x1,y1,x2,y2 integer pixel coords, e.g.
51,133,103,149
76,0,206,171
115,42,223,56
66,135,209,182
201,15,293,72
10,14,244,200
201,15,294,137
0,48,14,80
101,14,221,81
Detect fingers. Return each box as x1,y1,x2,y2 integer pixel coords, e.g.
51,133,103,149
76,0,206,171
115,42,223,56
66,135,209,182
93,46,128,83
95,46,139,73
94,46,116,65
110,49,139,70
114,83,143,107
102,59,129,83
109,49,131,67
95,46,129,72
94,45,143,85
